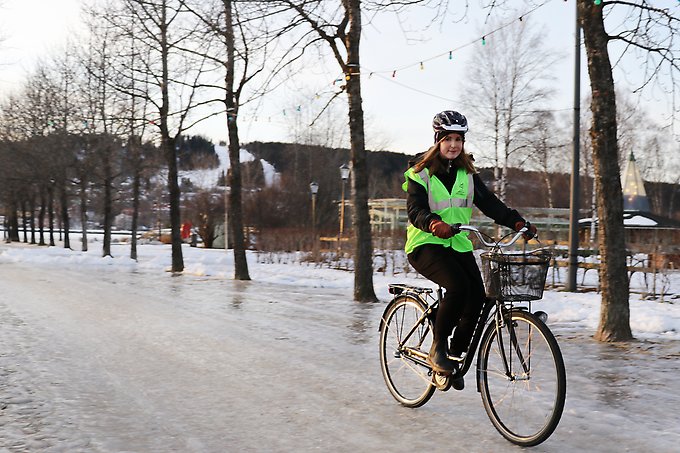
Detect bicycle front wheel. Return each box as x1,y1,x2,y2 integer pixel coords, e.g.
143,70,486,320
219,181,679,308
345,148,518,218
478,310,566,447
379,295,435,408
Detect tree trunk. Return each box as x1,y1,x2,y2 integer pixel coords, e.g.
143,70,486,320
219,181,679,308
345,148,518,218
543,171,554,210
103,153,113,258
38,190,46,246
163,137,184,271
60,184,71,249
131,170,141,261
224,0,250,281
80,177,89,252
579,0,632,342
159,4,184,272
345,0,377,302
7,199,20,242
21,200,28,243
48,185,55,246
30,194,36,245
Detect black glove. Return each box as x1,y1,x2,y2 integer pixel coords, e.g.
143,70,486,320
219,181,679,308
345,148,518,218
430,220,455,239
514,221,538,240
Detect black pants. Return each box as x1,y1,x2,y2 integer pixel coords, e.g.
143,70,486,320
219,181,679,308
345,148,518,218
408,244,485,356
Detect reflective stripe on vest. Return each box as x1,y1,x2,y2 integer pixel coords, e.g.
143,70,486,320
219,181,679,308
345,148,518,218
417,169,474,210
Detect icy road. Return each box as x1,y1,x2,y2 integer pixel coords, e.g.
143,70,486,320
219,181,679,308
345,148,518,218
1,261,679,452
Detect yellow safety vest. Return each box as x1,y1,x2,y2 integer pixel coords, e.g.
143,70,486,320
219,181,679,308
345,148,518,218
403,166,474,254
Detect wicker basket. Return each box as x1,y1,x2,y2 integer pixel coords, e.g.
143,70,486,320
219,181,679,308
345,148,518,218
481,249,552,301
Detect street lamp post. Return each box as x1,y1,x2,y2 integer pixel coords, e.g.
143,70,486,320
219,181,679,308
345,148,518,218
309,182,319,229
310,181,319,254
338,163,350,256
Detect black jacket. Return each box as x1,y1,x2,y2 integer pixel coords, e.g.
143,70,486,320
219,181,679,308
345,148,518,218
406,163,524,233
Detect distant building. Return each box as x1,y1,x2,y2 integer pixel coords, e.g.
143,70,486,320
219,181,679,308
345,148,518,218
622,152,651,212
579,151,680,267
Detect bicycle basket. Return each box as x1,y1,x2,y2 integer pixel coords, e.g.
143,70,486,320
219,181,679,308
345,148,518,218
481,249,552,301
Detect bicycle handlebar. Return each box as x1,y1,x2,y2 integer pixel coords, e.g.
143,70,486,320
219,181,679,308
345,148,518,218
451,224,533,249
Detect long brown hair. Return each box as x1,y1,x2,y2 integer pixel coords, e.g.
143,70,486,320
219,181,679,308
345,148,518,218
412,140,477,175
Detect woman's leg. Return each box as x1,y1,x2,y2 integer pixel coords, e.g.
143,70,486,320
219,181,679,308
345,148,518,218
408,244,471,372
449,252,486,356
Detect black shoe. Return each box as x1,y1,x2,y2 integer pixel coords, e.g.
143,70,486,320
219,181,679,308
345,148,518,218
451,374,465,391
427,340,458,373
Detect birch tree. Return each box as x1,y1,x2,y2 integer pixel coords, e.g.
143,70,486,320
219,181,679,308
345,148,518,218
465,16,560,201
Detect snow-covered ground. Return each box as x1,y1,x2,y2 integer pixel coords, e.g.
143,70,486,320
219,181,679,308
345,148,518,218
1,241,679,452
1,240,678,341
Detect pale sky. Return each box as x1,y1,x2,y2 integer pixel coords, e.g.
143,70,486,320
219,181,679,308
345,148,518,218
0,0,676,158
1,0,83,84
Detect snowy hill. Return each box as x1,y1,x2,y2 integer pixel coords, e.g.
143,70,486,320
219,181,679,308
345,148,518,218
179,144,279,189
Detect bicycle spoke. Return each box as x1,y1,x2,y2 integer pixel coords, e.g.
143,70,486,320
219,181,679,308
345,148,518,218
380,296,435,408
479,311,566,447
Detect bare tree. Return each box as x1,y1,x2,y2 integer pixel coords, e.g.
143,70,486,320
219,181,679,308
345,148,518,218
286,87,349,149
177,0,276,280
97,0,211,271
76,22,127,258
524,111,568,209
575,0,680,341
6,62,80,249
84,5,161,260
465,15,561,201
275,0,378,302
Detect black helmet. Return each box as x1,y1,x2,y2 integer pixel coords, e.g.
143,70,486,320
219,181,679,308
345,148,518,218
432,110,468,143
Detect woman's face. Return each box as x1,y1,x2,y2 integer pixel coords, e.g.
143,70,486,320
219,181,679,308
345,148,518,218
438,133,464,160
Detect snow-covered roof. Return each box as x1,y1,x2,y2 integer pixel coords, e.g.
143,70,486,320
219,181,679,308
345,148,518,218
580,211,680,229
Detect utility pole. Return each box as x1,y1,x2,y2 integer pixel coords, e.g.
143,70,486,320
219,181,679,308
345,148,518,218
567,1,581,292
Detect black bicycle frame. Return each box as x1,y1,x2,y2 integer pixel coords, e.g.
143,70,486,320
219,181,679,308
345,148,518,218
388,292,532,384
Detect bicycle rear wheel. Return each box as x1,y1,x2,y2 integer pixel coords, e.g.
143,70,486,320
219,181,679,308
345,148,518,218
379,295,435,408
478,310,566,446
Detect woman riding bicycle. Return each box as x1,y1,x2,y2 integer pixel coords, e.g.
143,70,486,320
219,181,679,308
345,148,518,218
403,110,537,388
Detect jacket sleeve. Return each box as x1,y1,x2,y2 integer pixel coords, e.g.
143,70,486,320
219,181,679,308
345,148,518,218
406,176,440,232
473,174,525,230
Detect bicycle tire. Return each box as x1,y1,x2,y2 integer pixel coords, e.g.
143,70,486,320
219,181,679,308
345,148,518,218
478,310,566,447
379,295,436,408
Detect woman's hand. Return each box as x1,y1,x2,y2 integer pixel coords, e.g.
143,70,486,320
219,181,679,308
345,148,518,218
514,221,538,240
430,220,455,239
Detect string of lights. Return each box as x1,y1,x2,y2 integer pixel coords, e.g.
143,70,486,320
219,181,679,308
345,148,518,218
239,0,606,127
242,0,580,124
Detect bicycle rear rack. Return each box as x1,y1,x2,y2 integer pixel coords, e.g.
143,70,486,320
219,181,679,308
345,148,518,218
388,284,433,295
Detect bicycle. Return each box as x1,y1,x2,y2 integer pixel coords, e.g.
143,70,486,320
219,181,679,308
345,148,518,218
379,225,566,447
